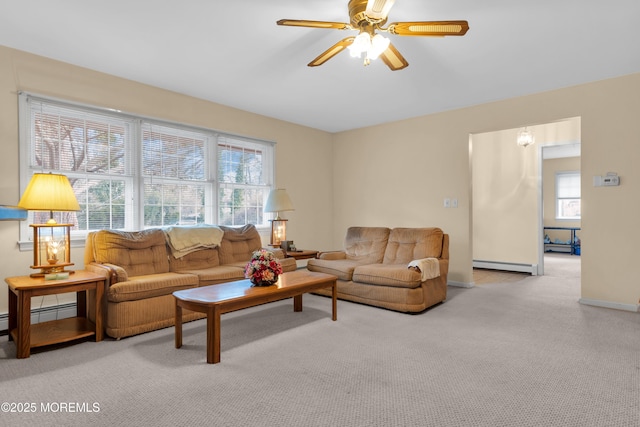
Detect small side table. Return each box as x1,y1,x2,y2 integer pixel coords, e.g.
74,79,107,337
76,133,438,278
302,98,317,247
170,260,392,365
5,270,106,358
286,250,319,260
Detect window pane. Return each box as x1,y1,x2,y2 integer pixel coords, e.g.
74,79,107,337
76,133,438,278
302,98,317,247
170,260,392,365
556,171,581,219
218,186,268,226
557,173,580,198
218,142,264,185
77,178,127,230
143,125,206,181
558,199,581,219
143,180,206,227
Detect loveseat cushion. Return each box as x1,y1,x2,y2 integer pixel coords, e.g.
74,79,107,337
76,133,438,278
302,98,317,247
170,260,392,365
107,272,199,302
352,264,422,289
306,259,364,281
92,229,170,277
382,228,444,265
218,224,262,265
344,227,390,263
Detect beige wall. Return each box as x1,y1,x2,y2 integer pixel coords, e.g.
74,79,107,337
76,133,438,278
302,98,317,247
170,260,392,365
333,74,640,310
472,127,539,266
0,46,335,314
2,45,639,315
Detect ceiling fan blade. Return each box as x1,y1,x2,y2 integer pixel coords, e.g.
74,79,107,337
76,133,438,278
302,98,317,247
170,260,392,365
277,19,350,30
365,0,396,21
379,42,408,71
386,20,469,36
308,37,355,67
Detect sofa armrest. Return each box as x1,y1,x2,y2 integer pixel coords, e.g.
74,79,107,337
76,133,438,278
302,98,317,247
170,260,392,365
317,251,347,260
407,257,441,281
86,262,128,286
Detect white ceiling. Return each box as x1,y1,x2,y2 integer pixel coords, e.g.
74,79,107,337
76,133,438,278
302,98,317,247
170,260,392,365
1,0,639,133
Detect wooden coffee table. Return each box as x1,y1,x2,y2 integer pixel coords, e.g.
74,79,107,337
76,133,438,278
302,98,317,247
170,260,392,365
173,270,338,364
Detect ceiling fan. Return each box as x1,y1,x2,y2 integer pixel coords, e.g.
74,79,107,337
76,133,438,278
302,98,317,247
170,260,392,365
277,0,469,71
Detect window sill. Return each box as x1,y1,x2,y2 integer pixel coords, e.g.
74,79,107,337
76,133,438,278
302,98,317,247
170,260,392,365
18,236,88,252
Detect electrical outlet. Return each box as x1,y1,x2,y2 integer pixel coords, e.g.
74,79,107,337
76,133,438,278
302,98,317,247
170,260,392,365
451,198,458,208
444,198,450,208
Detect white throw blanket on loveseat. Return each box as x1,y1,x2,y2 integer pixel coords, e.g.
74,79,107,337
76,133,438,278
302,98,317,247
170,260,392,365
407,257,440,281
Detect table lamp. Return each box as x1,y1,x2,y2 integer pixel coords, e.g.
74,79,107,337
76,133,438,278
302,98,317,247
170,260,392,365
264,188,294,246
18,172,81,277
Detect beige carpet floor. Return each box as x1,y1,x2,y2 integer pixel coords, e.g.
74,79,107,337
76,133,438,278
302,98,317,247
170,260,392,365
1,254,638,427
473,268,531,284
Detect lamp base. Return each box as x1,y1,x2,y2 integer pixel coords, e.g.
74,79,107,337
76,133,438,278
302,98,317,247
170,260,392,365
29,263,75,278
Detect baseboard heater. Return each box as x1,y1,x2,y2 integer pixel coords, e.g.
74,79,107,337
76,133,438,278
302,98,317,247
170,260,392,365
0,302,77,335
473,260,538,275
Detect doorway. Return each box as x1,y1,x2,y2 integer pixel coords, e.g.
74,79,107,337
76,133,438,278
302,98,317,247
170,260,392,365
471,117,581,281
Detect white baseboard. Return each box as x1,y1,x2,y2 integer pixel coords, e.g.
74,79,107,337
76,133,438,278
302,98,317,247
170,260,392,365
473,260,538,275
578,298,640,313
0,303,77,333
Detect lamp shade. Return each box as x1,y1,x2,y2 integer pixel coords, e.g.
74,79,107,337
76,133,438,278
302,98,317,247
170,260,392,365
264,189,294,215
18,173,81,212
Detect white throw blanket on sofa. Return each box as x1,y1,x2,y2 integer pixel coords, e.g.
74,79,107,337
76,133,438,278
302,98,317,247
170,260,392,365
164,225,224,259
407,257,440,281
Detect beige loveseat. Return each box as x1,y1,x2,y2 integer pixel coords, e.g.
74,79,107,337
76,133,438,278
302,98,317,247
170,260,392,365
85,224,296,339
307,227,449,313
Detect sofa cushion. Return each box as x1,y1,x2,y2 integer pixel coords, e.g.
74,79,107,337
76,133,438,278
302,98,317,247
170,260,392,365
382,228,444,265
107,272,199,302
93,229,170,277
352,264,422,289
306,258,364,281
174,265,246,286
344,227,390,263
218,224,262,265
168,246,220,272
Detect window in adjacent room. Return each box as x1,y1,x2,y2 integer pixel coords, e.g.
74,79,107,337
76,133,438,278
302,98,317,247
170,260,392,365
18,93,275,243
556,171,581,220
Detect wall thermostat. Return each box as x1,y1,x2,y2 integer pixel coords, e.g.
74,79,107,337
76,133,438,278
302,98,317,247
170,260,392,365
602,173,620,186
593,172,620,187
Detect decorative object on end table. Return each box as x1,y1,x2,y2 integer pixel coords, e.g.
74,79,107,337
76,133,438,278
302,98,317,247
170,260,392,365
245,249,283,286
18,172,81,277
264,188,294,246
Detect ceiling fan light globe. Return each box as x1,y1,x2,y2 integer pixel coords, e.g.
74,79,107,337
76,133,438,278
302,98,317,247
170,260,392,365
369,34,390,59
348,32,372,56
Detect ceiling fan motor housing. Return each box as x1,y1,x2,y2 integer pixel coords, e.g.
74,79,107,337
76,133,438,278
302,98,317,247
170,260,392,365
349,0,387,28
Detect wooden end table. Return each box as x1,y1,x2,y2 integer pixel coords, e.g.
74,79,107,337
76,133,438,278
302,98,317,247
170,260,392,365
174,270,337,364
286,249,319,260
5,270,106,358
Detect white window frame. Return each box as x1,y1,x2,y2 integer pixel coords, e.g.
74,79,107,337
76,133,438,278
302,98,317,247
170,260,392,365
555,171,581,220
18,93,275,248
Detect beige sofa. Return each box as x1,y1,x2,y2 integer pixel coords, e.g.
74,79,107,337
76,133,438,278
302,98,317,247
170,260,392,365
307,227,449,313
85,224,296,339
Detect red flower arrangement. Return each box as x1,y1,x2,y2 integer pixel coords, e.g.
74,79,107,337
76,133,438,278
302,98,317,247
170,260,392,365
245,249,283,286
